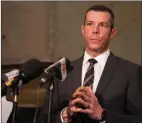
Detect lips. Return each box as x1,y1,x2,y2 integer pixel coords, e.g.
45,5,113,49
90,39,101,41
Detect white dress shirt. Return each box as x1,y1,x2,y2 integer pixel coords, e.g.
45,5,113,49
61,49,110,123
82,49,110,92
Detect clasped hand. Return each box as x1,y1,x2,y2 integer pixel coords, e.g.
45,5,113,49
62,86,103,122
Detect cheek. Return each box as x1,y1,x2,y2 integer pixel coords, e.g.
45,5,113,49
84,29,92,37
101,31,111,41
101,36,110,48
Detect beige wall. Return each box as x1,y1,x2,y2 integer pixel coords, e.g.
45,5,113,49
2,1,55,64
1,1,141,65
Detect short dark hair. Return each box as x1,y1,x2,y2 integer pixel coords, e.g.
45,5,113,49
84,5,115,29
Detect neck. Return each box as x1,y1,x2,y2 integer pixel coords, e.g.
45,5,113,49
86,48,108,58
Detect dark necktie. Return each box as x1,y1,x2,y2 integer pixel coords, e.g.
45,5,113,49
74,59,97,110
83,59,97,87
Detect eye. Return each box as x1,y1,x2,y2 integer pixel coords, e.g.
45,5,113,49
86,22,92,26
100,23,109,28
100,23,106,27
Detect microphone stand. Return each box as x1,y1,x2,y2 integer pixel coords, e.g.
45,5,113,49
12,85,19,123
47,81,54,123
37,72,56,123
47,72,58,123
44,72,56,123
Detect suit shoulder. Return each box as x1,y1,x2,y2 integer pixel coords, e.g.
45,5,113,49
71,56,83,65
116,56,141,69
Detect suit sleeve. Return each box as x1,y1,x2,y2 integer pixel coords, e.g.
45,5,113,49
105,66,142,123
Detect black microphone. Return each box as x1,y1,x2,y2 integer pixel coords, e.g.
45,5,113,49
40,57,73,86
1,59,44,96
19,59,44,84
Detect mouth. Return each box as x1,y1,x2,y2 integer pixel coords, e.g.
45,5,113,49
90,39,101,42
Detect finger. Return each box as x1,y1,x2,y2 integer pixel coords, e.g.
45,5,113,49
86,87,98,101
84,86,93,96
79,91,91,102
77,87,99,107
72,97,97,111
72,87,82,99
70,106,82,113
74,86,91,97
75,86,86,92
62,113,68,118
75,86,92,98
70,98,86,110
79,108,92,114
63,118,69,122
72,86,86,95
66,105,76,118
72,98,89,108
72,91,82,99
62,107,73,121
72,91,90,102
75,86,91,94
87,86,96,97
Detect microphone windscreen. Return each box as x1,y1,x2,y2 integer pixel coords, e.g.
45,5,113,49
54,58,73,81
20,59,44,84
66,58,73,73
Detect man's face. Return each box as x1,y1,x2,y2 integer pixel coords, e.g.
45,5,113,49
81,10,117,53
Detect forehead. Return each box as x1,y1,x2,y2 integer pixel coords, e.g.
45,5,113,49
85,11,111,23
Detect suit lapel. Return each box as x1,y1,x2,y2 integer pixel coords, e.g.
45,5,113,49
96,52,118,95
72,56,83,93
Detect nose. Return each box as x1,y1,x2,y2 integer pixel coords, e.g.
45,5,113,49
92,25,99,34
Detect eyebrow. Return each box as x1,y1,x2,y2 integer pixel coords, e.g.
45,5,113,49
85,21,110,25
85,21,94,23
100,22,110,25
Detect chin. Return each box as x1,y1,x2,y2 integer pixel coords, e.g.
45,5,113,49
89,45,102,52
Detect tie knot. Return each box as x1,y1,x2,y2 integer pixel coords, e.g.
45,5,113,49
88,59,97,65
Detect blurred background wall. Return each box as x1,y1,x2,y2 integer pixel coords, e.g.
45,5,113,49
2,1,141,65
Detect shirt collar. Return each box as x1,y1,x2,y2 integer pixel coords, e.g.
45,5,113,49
83,49,110,67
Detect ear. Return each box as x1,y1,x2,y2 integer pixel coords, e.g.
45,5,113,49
81,25,85,36
110,28,117,40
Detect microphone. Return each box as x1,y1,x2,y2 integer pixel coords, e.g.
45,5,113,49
1,59,44,96
19,59,44,84
40,57,73,86
44,57,66,72
2,69,19,97
2,69,19,82
1,69,21,96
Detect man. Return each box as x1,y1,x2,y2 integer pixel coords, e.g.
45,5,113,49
38,5,142,123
